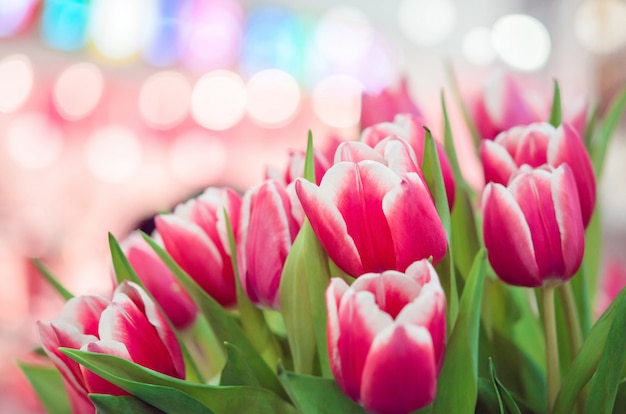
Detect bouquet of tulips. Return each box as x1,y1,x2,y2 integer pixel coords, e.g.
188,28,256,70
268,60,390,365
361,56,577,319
20,71,626,414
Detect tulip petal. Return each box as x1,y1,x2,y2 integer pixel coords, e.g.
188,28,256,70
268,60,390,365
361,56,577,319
360,324,437,414
383,173,447,269
480,140,517,185
335,141,386,165
81,340,131,396
296,177,363,276
351,271,422,318
548,123,596,226
326,278,350,388
509,169,565,281
337,290,393,401
482,183,541,287
551,165,585,281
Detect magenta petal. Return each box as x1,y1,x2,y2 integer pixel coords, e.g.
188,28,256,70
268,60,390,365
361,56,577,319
326,278,350,389
548,123,596,227
336,290,393,401
480,140,517,185
383,173,447,269
351,271,422,319
512,125,551,167
295,177,363,276
551,165,585,281
360,324,437,414
81,340,131,396
482,183,541,287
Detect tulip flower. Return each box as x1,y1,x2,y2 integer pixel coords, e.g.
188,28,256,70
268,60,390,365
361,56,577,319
361,114,455,208
155,187,241,307
122,231,198,330
482,165,585,287
238,179,300,309
326,260,446,414
266,148,332,186
38,281,185,414
480,122,596,226
295,155,447,277
360,77,423,129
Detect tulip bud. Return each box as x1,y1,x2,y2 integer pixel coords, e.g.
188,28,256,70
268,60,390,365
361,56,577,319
326,260,446,414
155,187,241,307
121,231,198,330
38,282,185,414
482,165,585,287
238,179,301,309
481,122,596,226
296,155,447,277
360,114,455,207
360,77,423,129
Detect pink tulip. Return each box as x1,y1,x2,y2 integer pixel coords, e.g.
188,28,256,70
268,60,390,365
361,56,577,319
38,281,185,414
326,260,446,414
595,259,626,317
295,153,447,277
238,179,301,309
122,231,198,329
155,187,241,307
482,165,585,287
360,77,423,129
266,148,332,187
361,114,455,208
480,122,596,226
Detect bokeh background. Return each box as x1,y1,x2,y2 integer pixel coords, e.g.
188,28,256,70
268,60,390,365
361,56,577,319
1,0,626,412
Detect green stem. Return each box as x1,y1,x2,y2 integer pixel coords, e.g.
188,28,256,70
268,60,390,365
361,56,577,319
558,282,583,358
542,286,560,414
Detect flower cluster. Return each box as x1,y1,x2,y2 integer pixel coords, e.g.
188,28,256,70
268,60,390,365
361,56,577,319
23,71,626,414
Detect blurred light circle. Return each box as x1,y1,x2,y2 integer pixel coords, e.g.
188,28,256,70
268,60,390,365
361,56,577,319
398,0,457,46
84,125,142,182
312,74,363,128
246,69,300,128
5,112,64,169
54,62,104,121
0,54,33,114
491,14,551,72
462,27,496,65
315,5,374,66
139,71,191,130
574,0,626,54
0,0,37,37
191,70,247,130
89,0,158,60
169,130,227,186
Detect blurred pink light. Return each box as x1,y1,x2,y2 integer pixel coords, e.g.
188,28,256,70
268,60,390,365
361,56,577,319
179,0,244,71
54,62,104,121
4,112,64,169
169,130,227,187
0,54,33,114
246,69,300,128
84,125,142,183
139,71,191,130
312,74,363,128
191,70,247,130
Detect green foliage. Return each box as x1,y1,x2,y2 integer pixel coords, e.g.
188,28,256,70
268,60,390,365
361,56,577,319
19,363,71,414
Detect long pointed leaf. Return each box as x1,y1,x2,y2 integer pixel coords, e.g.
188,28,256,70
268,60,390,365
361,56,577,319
19,362,71,414
549,80,562,127
90,394,166,414
32,259,74,301
591,87,626,176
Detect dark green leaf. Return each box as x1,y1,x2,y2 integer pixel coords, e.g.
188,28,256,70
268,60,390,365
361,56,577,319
19,362,71,414
278,366,367,414
90,394,165,414
220,342,262,387
32,259,74,301
583,286,626,414
62,350,296,414
549,80,562,127
140,232,289,401
489,358,522,414
432,249,487,414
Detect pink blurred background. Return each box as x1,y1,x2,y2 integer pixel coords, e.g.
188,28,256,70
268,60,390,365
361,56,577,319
1,0,626,412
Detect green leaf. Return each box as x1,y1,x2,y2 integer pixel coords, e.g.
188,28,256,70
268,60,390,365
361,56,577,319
432,249,487,414
440,91,468,191
554,283,626,414
445,61,482,149
583,103,599,150
303,130,316,183
489,358,522,414
32,259,74,301
278,367,367,414
90,394,166,414
583,286,626,414
549,80,562,127
19,362,71,414
140,232,289,401
591,86,626,176
225,210,282,369
62,350,296,414
220,342,262,387
108,232,143,286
